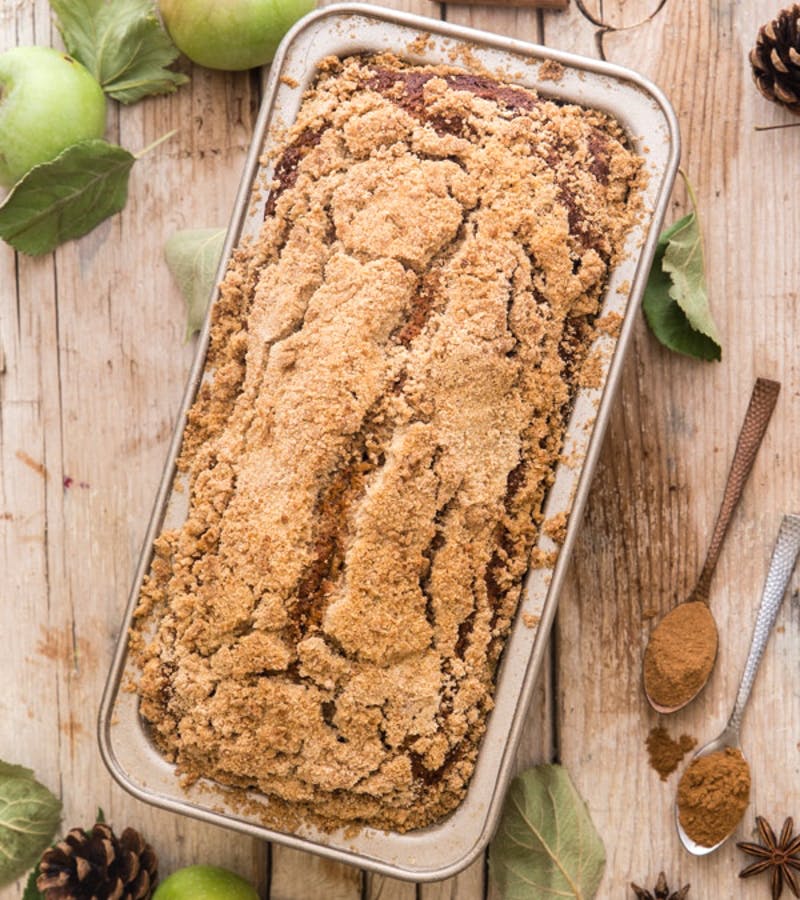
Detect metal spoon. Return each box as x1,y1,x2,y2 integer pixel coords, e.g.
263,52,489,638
643,377,780,713
676,513,800,855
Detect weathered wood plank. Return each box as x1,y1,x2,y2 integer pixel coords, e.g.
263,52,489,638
363,873,417,900
444,1,542,45
269,851,362,900
0,256,63,900
421,859,485,900
0,3,267,896
546,0,800,896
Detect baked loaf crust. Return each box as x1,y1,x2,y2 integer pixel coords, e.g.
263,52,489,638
131,52,642,832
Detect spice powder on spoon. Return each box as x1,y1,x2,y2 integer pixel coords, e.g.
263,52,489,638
677,747,751,847
643,601,718,709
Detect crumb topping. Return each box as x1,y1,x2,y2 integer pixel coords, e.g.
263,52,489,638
131,52,643,833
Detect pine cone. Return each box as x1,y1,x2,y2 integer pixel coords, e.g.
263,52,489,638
37,823,158,900
750,5,800,113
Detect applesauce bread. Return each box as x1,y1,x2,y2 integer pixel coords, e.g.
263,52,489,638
130,52,643,832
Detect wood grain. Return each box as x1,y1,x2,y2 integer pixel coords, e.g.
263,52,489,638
442,0,566,9
3,1,800,898
1,4,267,897
546,0,800,896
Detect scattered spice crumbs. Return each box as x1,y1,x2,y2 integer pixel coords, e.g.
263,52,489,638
596,311,624,337
543,512,568,544
531,548,559,569
406,34,434,54
522,612,541,629
538,59,565,82
577,352,604,388
16,449,47,478
646,726,697,781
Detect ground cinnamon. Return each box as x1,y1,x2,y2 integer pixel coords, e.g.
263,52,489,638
677,747,751,847
646,726,697,780
643,601,718,709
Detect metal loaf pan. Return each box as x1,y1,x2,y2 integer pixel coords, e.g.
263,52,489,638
99,3,679,882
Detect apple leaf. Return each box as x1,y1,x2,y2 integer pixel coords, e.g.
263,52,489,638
489,764,606,900
0,139,134,256
642,173,722,362
0,761,61,888
50,0,188,104
165,228,227,338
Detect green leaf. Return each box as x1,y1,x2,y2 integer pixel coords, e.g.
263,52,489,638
489,764,605,900
0,761,61,888
22,868,44,900
51,0,188,104
642,174,722,362
643,216,721,362
0,139,134,256
663,215,721,346
165,228,227,338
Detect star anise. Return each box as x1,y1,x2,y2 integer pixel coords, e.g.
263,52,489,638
631,871,690,899
738,816,800,899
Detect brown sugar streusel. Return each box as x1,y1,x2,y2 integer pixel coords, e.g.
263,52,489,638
130,52,643,833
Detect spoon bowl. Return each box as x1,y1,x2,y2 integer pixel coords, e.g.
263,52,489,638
675,727,746,855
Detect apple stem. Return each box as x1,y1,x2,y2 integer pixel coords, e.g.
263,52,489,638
135,129,178,160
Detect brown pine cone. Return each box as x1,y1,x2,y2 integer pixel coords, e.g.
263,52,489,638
37,823,158,900
750,5,800,113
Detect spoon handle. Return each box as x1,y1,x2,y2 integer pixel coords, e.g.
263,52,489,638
692,378,780,603
728,514,800,734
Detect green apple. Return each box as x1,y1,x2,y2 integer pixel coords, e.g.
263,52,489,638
0,46,106,188
153,864,259,900
159,0,315,71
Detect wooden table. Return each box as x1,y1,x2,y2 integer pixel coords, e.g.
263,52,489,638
2,0,798,897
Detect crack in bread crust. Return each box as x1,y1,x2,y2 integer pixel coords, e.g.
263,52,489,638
131,52,644,833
